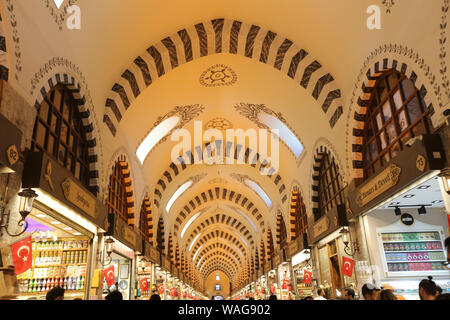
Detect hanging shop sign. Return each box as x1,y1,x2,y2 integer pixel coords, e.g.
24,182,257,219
347,134,446,220
144,243,160,265
264,261,272,274
0,113,22,173
400,213,415,226
22,151,108,230
309,204,348,244
106,213,143,253
162,254,172,273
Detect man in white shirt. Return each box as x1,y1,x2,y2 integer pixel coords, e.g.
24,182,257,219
314,288,327,300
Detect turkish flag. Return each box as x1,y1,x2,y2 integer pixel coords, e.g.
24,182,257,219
342,256,354,277
139,278,148,291
270,284,275,293
10,236,33,275
303,270,312,285
183,292,187,298
282,279,289,289
103,266,115,287
170,287,176,297
158,283,164,294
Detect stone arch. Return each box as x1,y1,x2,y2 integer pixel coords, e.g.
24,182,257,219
153,140,289,209
103,18,344,136
156,216,165,252
275,211,288,249
289,183,308,241
191,229,248,259
171,187,266,237
138,194,153,243
34,73,102,195
350,59,434,178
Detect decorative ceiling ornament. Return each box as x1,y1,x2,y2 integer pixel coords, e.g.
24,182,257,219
190,173,208,185
45,0,80,30
200,64,237,87
229,173,249,184
137,104,204,152
234,103,285,129
208,178,228,185
381,0,395,13
205,118,233,130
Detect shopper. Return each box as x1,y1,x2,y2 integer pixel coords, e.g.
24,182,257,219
105,290,123,300
419,276,438,300
361,283,380,300
436,293,450,300
302,296,314,300
343,287,355,300
379,289,397,300
46,286,65,300
150,293,161,300
268,294,277,300
314,288,327,300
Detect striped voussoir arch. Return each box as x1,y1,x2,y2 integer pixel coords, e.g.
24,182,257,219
201,259,236,280
289,187,308,241
259,239,265,267
190,230,248,258
351,59,434,178
156,217,165,251
196,245,241,271
172,187,265,237
266,228,274,260
175,243,181,269
140,195,153,244
153,140,289,209
311,145,341,216
0,11,8,81
275,212,287,249
167,232,174,263
103,18,344,136
117,156,135,226
184,213,255,249
35,73,100,194
254,246,260,270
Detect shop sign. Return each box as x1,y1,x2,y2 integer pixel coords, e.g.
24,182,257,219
356,164,402,207
0,113,22,173
22,152,108,230
122,225,138,247
313,216,330,239
401,213,414,226
149,245,160,264
61,178,98,219
288,239,299,258
416,154,426,172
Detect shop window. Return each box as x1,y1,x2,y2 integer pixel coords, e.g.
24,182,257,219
107,159,131,224
31,84,91,190
290,189,308,240
361,70,430,181
316,153,344,221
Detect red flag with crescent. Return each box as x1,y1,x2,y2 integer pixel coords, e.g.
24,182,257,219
282,279,289,289
342,256,354,277
170,287,176,297
139,278,148,291
270,284,276,293
303,270,312,284
103,265,115,287
10,236,33,275
158,283,164,294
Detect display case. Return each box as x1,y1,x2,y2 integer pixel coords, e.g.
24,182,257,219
377,224,448,277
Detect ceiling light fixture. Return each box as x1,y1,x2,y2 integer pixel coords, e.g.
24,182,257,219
418,206,427,215
394,207,402,216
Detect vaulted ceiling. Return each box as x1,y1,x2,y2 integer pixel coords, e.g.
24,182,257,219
2,0,446,290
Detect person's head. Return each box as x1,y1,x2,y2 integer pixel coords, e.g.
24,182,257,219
269,294,277,300
302,296,314,300
361,283,380,300
317,288,325,297
46,286,65,300
436,293,450,300
249,297,255,300
105,290,123,300
380,289,397,300
343,287,355,300
419,276,438,300
73,298,83,301
150,294,161,300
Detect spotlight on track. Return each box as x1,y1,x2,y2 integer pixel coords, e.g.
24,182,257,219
394,207,401,216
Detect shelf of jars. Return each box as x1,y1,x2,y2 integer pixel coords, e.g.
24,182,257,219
16,240,89,295
379,231,448,275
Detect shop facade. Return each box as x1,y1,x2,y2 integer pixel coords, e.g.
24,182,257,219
288,234,314,299
17,151,108,300
104,213,143,300
347,133,449,299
